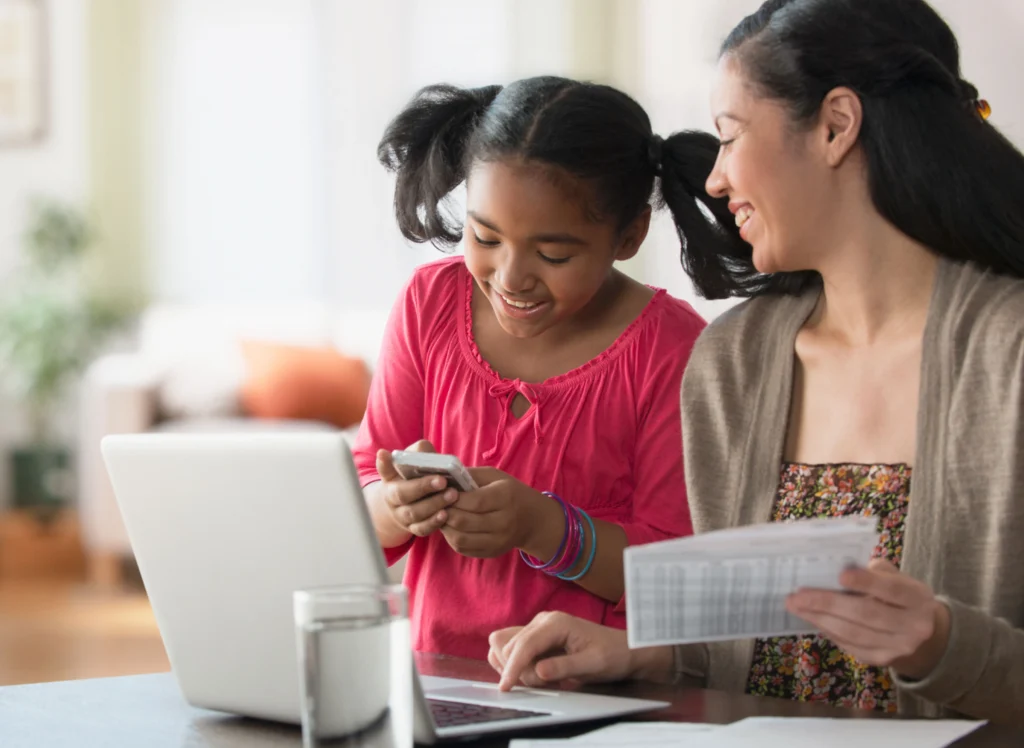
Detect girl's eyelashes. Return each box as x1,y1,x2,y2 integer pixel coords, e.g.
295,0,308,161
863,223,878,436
471,231,571,264
539,253,571,265
472,232,500,247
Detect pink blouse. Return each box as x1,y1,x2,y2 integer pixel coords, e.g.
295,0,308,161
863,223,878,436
352,257,704,659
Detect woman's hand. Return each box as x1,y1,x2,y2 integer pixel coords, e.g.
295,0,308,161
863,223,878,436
370,441,459,546
488,612,669,691
787,558,951,679
439,468,561,559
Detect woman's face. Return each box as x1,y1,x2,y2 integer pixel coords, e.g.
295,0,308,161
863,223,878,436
464,159,646,340
705,56,836,275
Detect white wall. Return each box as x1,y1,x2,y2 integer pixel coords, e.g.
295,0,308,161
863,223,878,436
317,0,439,313
143,0,329,304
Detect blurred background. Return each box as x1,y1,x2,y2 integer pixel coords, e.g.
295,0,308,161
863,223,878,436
0,0,1021,687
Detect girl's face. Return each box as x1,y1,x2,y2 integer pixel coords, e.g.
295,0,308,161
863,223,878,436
705,56,836,275
464,159,647,340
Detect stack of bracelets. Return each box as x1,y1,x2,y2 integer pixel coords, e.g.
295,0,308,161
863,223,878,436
518,492,597,581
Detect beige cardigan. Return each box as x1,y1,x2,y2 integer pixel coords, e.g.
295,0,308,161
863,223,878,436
675,258,1024,723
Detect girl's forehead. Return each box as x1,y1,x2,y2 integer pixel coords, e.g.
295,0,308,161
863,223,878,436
466,159,604,226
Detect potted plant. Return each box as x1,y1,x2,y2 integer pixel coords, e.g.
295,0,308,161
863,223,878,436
0,198,133,521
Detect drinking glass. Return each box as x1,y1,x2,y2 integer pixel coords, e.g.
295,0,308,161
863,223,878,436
294,584,412,748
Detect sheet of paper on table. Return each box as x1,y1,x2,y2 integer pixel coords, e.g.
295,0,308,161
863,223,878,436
508,717,986,748
508,721,715,747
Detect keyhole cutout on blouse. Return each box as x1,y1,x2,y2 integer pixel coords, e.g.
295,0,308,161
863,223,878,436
510,393,531,419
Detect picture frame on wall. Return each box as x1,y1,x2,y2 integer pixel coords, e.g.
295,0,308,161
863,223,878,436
0,0,46,146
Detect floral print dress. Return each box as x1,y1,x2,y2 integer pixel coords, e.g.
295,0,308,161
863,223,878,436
745,463,911,712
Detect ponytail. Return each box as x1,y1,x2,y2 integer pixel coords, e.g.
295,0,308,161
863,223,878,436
656,131,815,298
377,83,502,247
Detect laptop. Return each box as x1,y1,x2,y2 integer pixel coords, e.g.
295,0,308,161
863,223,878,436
100,432,667,743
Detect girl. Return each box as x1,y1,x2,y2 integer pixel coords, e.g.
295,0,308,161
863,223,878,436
488,0,1024,725
351,77,742,660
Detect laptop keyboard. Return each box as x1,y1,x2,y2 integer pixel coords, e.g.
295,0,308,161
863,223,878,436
427,697,551,728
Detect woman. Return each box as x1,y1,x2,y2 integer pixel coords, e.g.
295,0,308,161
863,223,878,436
486,0,1024,724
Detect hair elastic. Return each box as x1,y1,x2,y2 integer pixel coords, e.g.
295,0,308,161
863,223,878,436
647,134,664,175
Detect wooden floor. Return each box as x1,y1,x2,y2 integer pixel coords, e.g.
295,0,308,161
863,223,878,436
0,509,169,686
0,577,169,686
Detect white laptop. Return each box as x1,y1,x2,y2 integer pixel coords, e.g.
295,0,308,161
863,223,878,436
100,432,667,743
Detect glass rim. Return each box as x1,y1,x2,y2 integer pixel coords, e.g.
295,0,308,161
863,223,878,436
293,583,408,627
293,582,408,604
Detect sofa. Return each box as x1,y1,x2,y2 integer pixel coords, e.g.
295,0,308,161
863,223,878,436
77,301,399,585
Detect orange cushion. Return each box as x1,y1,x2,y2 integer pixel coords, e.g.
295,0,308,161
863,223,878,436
239,340,371,429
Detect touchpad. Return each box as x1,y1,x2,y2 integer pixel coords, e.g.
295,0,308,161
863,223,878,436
428,684,555,705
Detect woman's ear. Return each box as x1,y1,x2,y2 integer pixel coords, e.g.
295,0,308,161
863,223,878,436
820,86,862,167
616,206,652,261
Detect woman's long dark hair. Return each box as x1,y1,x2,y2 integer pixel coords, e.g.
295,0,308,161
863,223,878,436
720,0,1024,293
377,77,761,299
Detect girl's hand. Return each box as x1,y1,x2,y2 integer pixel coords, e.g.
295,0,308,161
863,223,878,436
439,468,557,559
488,612,656,691
375,441,459,539
786,558,951,679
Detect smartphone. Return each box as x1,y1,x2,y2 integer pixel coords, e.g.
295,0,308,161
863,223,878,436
391,450,478,492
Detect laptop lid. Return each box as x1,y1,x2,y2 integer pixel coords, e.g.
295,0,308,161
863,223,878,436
101,433,394,723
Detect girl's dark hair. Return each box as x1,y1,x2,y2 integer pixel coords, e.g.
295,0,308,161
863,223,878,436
377,77,761,299
721,0,1024,293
